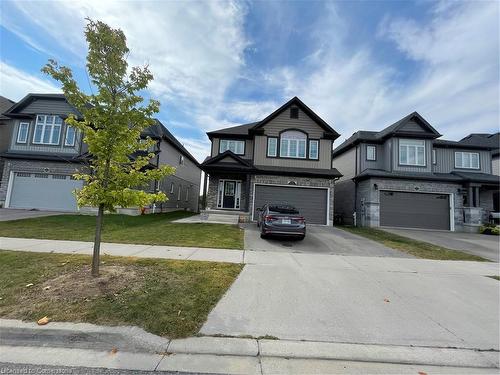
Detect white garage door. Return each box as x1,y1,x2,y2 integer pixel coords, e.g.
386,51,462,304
8,172,83,212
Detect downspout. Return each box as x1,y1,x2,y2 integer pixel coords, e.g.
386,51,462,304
354,145,358,226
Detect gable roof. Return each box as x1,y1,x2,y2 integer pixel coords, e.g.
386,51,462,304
146,119,200,166
3,93,69,116
0,95,15,120
332,111,441,157
201,150,253,168
206,97,340,140
459,133,499,156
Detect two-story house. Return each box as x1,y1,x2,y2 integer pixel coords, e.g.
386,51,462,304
0,95,16,185
0,93,201,213
332,112,499,232
200,97,342,225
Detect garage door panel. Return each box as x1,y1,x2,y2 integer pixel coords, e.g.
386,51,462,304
380,191,450,230
253,185,328,224
9,173,83,211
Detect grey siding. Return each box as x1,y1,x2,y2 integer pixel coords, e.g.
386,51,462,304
383,139,392,171
400,120,427,133
253,106,332,169
332,147,356,180
359,143,385,172
22,98,79,116
157,139,201,212
254,136,332,169
392,138,433,173
433,147,492,174
9,119,82,155
210,137,254,159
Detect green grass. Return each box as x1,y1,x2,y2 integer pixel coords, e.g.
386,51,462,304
338,226,488,261
0,250,242,338
0,211,244,249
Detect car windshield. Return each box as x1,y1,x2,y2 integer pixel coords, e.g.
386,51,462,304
268,205,299,214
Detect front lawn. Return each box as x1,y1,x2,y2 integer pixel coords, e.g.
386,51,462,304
0,211,244,249
0,250,242,338
338,226,488,261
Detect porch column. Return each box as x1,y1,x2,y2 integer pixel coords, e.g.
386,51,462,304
468,186,474,207
202,172,208,210
244,174,251,212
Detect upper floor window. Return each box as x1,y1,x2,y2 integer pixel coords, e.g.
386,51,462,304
17,122,30,143
280,130,306,159
64,126,76,146
267,137,278,157
399,139,425,166
366,145,376,161
455,151,479,169
432,149,437,165
309,140,319,160
33,115,62,145
290,107,299,119
220,139,244,155
179,155,184,165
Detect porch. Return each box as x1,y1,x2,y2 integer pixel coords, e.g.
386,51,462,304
204,173,251,213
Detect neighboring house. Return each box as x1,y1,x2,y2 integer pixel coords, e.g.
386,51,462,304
0,95,16,184
332,112,499,232
459,133,500,214
0,93,201,213
201,97,342,225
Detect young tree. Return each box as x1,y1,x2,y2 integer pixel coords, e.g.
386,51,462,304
43,19,175,276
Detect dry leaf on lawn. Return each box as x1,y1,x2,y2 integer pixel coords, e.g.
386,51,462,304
37,316,50,325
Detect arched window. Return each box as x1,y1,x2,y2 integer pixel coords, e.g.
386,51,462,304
280,130,306,158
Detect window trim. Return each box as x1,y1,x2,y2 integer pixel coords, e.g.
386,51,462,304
219,139,245,155
432,149,437,165
267,137,278,157
366,145,377,161
185,187,189,202
308,139,319,160
454,151,480,170
179,155,184,165
16,121,30,144
64,125,76,147
279,129,308,159
33,114,63,145
170,182,175,194
177,185,182,201
398,139,426,167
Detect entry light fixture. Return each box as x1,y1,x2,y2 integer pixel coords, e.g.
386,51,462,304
373,183,378,190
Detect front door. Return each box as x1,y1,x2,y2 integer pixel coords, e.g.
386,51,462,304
222,181,236,208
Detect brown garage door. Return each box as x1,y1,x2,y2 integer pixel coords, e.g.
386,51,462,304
253,184,328,225
379,191,450,230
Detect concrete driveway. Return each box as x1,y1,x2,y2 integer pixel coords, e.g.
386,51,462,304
244,224,411,257
382,228,500,262
0,208,68,222
201,254,500,351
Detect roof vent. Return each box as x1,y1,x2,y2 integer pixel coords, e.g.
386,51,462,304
290,107,299,119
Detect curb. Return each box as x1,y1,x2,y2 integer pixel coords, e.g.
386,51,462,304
1,320,498,369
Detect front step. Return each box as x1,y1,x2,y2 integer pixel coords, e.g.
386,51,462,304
201,209,250,224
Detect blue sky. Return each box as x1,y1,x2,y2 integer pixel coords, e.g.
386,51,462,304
0,0,498,161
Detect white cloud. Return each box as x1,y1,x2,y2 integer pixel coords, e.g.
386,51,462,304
0,62,61,101
271,1,499,144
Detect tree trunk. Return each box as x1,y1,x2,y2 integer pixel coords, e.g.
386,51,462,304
91,203,105,277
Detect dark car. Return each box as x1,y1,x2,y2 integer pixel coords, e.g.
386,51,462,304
256,204,306,240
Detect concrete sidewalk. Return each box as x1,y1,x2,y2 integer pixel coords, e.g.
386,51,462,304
1,236,498,277
1,319,497,374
